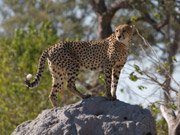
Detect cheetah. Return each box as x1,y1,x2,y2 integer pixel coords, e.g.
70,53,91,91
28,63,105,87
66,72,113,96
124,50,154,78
25,24,134,107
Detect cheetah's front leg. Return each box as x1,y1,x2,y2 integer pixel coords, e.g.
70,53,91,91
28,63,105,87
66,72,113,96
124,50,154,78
104,64,115,100
111,64,123,99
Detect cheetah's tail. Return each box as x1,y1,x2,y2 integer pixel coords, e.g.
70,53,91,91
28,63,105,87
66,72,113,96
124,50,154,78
25,49,48,88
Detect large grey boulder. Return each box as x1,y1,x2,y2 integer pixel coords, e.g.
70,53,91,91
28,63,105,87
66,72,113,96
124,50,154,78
12,96,156,135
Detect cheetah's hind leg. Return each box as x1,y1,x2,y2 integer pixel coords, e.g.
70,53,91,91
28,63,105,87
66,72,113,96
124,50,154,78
49,68,65,107
66,63,91,99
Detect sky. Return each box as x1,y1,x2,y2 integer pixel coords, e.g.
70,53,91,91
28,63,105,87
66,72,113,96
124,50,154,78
117,45,180,107
0,0,3,33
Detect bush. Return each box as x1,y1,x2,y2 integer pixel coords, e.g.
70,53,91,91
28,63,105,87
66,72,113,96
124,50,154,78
0,22,60,134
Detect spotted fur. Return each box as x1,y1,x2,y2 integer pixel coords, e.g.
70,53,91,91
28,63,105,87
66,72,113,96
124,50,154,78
25,24,134,107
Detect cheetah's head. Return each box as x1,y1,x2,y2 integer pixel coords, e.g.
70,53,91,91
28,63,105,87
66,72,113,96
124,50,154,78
115,24,134,45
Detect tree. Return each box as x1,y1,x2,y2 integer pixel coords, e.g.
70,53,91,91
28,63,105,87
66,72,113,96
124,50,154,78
0,0,91,39
88,0,180,103
0,0,180,134
88,0,130,39
88,1,180,135
160,84,180,135
0,22,59,134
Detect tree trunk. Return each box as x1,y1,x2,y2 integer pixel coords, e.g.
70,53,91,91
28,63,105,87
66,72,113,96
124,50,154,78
160,84,180,135
88,0,129,39
97,14,112,39
163,23,179,103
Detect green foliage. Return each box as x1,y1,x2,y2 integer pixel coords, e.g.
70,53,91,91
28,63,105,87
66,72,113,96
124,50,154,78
120,88,124,93
133,64,143,75
156,68,161,73
129,72,138,82
0,0,179,134
130,16,139,22
169,104,177,110
0,0,91,39
98,73,105,86
165,42,171,46
162,62,170,68
150,103,168,135
172,56,177,62
138,85,147,91
153,13,161,18
0,22,61,134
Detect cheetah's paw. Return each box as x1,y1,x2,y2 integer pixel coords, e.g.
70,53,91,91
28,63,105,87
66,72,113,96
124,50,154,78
106,96,116,101
83,94,91,99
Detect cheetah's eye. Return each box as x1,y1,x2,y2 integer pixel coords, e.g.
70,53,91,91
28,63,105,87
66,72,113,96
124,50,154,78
116,30,118,32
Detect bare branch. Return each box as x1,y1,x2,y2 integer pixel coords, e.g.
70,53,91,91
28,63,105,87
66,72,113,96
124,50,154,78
135,26,161,63
136,2,171,35
157,15,170,29
107,0,130,16
141,12,165,35
135,26,178,95
89,0,130,20
175,115,180,135
88,0,107,15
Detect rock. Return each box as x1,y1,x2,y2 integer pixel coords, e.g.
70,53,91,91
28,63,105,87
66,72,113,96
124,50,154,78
12,96,156,135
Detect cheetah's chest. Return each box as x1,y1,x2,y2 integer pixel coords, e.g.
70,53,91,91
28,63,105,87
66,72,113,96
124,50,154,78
109,49,129,66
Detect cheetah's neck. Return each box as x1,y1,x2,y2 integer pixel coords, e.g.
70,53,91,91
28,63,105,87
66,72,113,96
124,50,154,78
105,33,131,50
